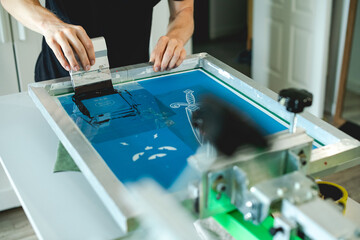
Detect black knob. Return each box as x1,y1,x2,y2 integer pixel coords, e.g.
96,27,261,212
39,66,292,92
191,95,268,156
269,227,284,236
278,88,313,114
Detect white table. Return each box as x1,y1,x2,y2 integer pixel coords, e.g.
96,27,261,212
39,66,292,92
1,92,360,239
0,93,124,240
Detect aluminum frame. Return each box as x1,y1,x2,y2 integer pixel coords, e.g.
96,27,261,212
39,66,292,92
28,53,360,232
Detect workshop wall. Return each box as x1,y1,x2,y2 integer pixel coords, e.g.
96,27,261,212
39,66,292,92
325,0,350,114
347,0,360,94
209,0,247,40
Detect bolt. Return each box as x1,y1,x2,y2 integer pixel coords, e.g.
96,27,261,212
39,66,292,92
245,201,253,208
294,182,301,190
244,213,252,221
298,150,307,166
269,227,284,236
216,183,227,193
212,175,227,201
301,159,307,166
277,188,284,197
308,191,316,199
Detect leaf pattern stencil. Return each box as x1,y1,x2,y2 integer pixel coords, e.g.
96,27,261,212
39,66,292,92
158,146,177,151
132,152,144,161
148,153,167,160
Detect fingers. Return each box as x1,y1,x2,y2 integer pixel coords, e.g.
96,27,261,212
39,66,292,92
54,32,79,71
46,38,70,71
76,26,95,66
149,49,156,64
160,39,177,71
44,24,95,72
175,49,186,68
151,36,187,72
66,31,90,71
152,36,169,72
168,46,182,69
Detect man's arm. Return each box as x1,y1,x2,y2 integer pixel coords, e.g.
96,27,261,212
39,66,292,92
0,0,94,71
150,0,194,72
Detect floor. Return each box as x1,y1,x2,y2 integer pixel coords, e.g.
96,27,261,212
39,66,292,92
343,90,360,125
0,208,36,240
1,36,359,239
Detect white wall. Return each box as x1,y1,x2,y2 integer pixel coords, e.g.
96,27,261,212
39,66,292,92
150,0,192,55
209,0,247,40
347,0,360,94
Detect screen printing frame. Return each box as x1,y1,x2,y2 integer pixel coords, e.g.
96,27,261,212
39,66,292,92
28,53,360,232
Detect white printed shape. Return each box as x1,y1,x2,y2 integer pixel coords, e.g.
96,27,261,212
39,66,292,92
145,146,153,150
154,134,158,139
169,89,202,145
158,146,177,151
120,142,129,146
148,153,167,160
132,152,144,162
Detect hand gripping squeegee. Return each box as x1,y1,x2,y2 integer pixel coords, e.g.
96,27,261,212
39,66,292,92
70,37,115,97
69,37,126,123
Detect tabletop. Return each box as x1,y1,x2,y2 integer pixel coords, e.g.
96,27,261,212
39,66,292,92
0,92,124,240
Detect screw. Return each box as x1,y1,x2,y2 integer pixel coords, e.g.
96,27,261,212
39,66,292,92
298,150,307,166
216,183,227,193
244,213,252,221
245,201,253,208
269,227,284,236
212,175,227,201
277,188,285,197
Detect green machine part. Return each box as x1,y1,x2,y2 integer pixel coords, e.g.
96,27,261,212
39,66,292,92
213,211,301,240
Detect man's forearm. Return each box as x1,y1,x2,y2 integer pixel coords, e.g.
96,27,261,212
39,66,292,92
149,0,194,72
1,0,95,72
166,3,194,45
0,0,62,36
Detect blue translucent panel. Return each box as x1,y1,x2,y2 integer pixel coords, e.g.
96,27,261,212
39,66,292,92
58,70,288,189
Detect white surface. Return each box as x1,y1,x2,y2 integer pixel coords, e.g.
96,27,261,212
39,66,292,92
0,6,19,95
10,16,42,91
0,5,21,209
0,93,123,240
345,198,360,224
0,164,20,211
253,0,332,117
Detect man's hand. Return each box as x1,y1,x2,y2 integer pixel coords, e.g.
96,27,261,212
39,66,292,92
149,36,186,72
0,0,95,72
43,22,95,72
149,0,194,72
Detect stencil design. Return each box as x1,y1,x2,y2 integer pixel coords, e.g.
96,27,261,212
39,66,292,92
170,89,203,145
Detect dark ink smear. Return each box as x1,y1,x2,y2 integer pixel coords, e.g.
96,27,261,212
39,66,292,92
72,81,140,126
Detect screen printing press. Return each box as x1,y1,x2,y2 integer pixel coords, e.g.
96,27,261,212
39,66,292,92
26,51,360,240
